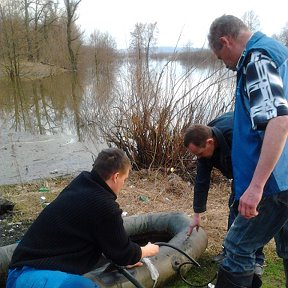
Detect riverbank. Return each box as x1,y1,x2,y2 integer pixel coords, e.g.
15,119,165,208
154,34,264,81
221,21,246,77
0,61,68,80
0,171,285,287
1,170,228,249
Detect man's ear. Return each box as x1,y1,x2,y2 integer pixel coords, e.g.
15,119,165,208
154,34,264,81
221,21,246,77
111,172,119,183
219,36,229,47
206,138,214,145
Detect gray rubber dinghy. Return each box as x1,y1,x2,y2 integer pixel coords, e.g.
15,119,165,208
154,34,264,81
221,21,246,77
0,212,208,288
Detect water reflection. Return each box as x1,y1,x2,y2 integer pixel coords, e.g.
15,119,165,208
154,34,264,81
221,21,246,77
0,73,80,135
0,60,235,152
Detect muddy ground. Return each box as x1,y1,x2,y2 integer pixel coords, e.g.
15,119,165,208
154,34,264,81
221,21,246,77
0,130,107,186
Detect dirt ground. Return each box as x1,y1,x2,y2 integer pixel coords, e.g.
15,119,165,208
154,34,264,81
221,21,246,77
1,169,231,257
118,169,231,255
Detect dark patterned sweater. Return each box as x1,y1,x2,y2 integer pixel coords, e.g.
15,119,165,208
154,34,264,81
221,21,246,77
9,170,141,274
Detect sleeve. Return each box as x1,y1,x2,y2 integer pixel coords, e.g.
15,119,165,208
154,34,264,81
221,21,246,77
193,159,213,213
95,209,142,266
245,51,288,130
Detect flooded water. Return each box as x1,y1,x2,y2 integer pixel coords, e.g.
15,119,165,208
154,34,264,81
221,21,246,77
0,73,89,141
0,72,108,184
0,60,235,185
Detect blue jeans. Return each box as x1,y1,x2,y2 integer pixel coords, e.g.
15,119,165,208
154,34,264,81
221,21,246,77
227,191,265,266
6,266,99,288
223,190,288,273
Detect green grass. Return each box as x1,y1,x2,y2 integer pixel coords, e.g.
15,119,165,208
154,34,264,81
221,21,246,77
166,252,218,287
166,248,285,288
261,246,285,288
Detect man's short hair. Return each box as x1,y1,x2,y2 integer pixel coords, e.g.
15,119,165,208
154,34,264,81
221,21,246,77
183,124,212,148
92,148,131,180
208,14,249,51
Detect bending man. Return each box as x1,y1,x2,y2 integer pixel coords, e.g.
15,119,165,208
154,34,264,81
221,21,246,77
184,111,264,277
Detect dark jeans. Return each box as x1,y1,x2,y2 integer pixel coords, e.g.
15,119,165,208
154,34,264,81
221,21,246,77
223,191,288,273
227,191,265,266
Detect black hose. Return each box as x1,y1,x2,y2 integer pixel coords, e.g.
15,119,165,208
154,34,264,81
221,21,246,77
154,242,201,267
116,241,217,288
154,242,217,288
115,264,145,288
178,261,217,287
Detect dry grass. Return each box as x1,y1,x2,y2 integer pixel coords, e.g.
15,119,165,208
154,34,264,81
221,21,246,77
2,169,284,287
1,168,278,260
1,169,230,257
1,177,73,222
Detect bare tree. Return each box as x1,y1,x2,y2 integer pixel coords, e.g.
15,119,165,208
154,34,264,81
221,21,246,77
40,8,69,67
0,0,26,78
129,22,158,70
23,0,33,61
242,10,261,33
22,0,60,62
88,30,118,102
31,0,55,61
64,0,82,71
0,0,84,77
89,30,117,77
278,23,288,46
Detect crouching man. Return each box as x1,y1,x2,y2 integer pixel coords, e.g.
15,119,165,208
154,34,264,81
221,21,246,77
6,148,159,288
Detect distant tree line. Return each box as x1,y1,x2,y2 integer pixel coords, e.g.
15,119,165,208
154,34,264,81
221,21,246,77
1,4,287,172
1,3,288,79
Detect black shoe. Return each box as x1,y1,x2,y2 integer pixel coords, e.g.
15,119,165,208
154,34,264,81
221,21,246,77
252,273,262,288
215,267,255,288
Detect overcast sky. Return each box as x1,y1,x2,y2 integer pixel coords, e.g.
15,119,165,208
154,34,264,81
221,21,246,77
77,0,288,49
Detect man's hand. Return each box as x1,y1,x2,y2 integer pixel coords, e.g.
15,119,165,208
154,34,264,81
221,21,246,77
126,262,143,269
238,184,263,218
141,242,159,258
187,213,201,236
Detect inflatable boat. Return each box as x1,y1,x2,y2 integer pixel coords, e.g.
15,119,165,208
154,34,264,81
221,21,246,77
0,212,208,288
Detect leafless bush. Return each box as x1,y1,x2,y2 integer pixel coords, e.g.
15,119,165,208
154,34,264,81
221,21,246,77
86,47,235,172
82,24,235,172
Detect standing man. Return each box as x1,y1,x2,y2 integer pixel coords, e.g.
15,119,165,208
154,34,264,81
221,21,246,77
6,148,159,288
184,111,264,277
208,15,288,287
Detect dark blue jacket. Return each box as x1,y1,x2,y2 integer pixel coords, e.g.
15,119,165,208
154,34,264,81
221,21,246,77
193,112,233,213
